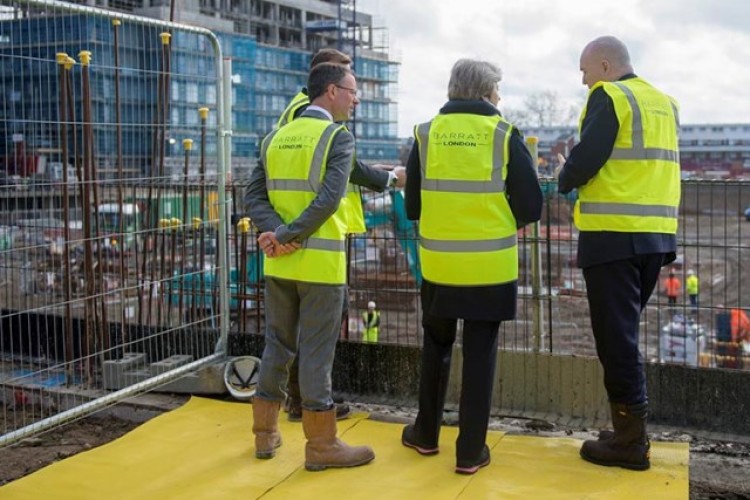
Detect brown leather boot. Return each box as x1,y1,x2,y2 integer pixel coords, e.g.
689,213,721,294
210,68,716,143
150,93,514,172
302,408,374,471
252,398,282,459
580,402,650,471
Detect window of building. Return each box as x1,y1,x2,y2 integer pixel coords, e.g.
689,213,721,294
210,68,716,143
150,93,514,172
205,85,216,105
171,81,181,101
186,83,199,103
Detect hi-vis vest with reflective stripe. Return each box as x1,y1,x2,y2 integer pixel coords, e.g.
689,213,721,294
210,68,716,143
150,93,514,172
261,118,349,284
276,93,366,235
574,78,680,233
414,113,518,286
276,91,309,129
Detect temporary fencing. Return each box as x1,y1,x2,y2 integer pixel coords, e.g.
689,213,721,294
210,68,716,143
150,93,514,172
0,0,231,446
2,0,750,447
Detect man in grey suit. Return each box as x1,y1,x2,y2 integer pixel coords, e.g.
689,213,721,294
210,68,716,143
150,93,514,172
275,49,405,422
245,63,375,471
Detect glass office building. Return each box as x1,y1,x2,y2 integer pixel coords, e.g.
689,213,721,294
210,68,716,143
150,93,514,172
0,0,400,178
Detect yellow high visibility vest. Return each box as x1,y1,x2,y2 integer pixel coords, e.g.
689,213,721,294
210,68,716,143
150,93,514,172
276,91,309,129
342,182,366,234
277,91,365,234
361,310,380,343
574,78,681,233
686,275,699,295
260,118,349,284
414,113,518,286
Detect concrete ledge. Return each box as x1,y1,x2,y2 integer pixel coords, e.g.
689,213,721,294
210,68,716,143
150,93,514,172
228,333,750,436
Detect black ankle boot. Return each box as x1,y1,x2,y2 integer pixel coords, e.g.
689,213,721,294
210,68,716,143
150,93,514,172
580,402,650,471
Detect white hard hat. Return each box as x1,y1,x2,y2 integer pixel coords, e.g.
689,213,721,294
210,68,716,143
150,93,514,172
367,301,376,309
223,356,261,401
688,269,695,275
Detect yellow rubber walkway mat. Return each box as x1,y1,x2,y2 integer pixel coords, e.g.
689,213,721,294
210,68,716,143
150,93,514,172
1,397,688,499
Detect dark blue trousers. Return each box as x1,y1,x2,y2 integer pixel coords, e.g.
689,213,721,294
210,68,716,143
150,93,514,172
413,313,500,463
582,254,666,405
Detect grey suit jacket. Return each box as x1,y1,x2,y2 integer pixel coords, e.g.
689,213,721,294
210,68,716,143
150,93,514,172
245,108,388,244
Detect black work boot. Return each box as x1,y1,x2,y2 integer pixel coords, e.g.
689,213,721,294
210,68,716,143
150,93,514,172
580,402,650,471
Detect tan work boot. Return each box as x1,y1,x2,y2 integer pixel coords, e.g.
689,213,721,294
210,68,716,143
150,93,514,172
302,408,374,471
252,397,282,459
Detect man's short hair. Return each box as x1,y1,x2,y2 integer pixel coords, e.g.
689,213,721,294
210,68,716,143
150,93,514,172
307,63,351,101
310,48,352,69
448,59,502,101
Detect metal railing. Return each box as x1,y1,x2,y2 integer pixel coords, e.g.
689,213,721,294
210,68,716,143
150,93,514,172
0,0,230,446
226,177,750,372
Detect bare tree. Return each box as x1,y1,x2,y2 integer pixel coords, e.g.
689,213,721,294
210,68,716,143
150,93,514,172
503,90,580,129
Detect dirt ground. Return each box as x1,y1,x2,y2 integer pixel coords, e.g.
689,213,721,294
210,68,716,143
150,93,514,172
2,397,749,499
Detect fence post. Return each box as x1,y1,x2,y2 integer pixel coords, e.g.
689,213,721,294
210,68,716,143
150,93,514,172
215,58,231,352
526,136,544,352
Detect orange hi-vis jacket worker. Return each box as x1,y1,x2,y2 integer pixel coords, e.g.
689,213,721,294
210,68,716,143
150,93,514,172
663,273,681,299
730,308,750,343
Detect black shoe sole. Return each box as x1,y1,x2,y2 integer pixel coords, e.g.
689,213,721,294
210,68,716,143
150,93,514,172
579,449,651,471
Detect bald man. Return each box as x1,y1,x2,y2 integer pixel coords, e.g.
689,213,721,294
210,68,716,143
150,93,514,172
557,36,681,471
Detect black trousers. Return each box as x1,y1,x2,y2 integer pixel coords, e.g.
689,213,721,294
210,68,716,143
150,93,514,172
582,254,665,405
413,312,500,463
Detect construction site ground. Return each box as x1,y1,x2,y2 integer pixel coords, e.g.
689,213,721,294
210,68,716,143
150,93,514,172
0,394,748,499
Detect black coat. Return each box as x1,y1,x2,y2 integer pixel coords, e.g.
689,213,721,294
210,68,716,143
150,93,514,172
557,74,676,269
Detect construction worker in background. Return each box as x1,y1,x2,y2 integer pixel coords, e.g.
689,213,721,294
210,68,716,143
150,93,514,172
557,36,680,471
271,47,406,423
361,301,380,343
663,269,681,309
716,305,750,368
686,270,699,312
730,307,750,344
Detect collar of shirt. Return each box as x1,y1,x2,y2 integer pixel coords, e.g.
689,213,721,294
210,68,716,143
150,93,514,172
439,99,501,117
305,105,333,121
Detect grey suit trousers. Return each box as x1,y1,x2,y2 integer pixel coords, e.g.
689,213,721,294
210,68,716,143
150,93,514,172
256,276,345,410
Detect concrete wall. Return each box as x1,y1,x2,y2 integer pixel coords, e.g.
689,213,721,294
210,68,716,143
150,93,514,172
229,333,750,436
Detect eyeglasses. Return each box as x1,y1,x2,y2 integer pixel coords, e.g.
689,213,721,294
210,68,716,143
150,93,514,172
335,84,359,97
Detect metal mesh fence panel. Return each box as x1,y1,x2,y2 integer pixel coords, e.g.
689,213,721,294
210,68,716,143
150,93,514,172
229,176,750,373
0,0,229,446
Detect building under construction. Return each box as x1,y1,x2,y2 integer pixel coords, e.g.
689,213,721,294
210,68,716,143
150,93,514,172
0,0,400,179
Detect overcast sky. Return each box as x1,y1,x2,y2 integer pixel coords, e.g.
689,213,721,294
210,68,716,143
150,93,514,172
356,0,750,137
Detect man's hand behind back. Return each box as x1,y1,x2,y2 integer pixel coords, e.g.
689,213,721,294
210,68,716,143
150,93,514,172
258,231,301,258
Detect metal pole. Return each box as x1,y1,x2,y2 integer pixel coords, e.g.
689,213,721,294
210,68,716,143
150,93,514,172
179,139,193,325
113,18,128,338
198,107,209,321
157,218,169,327
216,58,231,353
56,52,74,383
0,353,224,448
237,218,250,333
526,136,544,352
337,0,342,51
167,217,179,327
79,50,97,380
